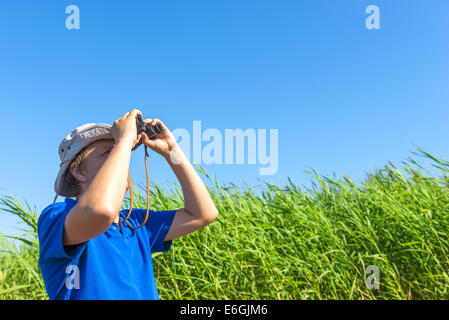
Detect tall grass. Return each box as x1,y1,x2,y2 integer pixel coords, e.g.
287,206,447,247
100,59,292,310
0,197,47,299
1,149,449,299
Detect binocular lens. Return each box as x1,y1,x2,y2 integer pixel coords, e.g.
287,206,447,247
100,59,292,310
153,124,163,133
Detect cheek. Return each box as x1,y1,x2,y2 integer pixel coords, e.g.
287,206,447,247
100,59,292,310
86,159,105,180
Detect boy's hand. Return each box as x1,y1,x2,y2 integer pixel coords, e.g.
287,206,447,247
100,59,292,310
111,109,144,148
140,118,178,159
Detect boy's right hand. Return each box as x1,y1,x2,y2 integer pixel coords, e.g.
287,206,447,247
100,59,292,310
111,109,144,148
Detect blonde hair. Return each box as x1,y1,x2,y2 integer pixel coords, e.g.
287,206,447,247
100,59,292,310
65,144,92,196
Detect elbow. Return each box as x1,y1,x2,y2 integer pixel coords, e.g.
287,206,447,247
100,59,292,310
90,205,117,225
202,207,219,225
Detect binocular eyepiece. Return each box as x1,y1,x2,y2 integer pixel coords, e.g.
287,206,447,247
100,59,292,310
132,116,164,151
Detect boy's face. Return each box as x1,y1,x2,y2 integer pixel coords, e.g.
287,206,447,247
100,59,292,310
83,138,115,180
75,138,130,197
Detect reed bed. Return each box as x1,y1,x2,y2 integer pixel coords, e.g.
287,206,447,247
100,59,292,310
1,149,448,299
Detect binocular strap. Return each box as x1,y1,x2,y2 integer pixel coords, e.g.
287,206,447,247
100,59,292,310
117,145,150,231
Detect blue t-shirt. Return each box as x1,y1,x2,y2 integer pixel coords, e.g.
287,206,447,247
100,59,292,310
37,197,177,300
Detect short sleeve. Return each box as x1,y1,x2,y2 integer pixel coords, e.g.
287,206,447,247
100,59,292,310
38,203,87,264
133,208,177,252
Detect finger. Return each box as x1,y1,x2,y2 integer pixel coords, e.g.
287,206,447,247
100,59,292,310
150,118,168,131
143,118,152,124
137,133,143,143
131,134,143,148
128,108,143,119
140,132,157,148
120,112,130,119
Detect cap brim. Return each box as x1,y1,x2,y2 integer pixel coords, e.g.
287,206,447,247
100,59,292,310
54,160,73,197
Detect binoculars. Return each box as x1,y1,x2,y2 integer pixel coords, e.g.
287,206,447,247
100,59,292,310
131,116,164,151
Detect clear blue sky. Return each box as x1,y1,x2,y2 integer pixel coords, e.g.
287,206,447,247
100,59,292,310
1,0,448,235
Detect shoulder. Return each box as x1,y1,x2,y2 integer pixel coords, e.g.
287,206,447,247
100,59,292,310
38,202,66,225
37,200,73,236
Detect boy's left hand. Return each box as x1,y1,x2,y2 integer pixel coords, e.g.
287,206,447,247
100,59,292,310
140,118,178,159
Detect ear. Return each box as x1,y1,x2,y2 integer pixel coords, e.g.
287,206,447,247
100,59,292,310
69,166,88,183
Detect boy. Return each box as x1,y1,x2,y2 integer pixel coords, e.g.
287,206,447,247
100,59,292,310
38,109,218,299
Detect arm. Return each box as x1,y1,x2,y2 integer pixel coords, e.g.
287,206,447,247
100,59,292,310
63,109,143,246
139,119,219,242
164,144,219,241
